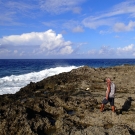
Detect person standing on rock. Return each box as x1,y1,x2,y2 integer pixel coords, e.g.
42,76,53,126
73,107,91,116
100,77,115,112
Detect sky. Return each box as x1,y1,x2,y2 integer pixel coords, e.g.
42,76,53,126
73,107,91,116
0,0,135,59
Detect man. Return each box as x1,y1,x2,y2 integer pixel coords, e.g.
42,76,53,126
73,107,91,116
100,78,115,112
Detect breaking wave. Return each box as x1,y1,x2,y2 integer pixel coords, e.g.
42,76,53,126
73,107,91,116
0,66,78,95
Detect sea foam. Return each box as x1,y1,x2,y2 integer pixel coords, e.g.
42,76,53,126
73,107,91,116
0,66,78,95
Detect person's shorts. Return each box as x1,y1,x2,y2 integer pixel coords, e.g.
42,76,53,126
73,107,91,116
102,98,114,106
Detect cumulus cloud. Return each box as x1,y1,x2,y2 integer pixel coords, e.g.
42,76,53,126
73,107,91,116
60,46,73,54
98,44,135,56
86,44,135,57
117,44,134,53
114,21,135,32
0,32,41,46
39,30,72,52
39,0,85,14
0,29,73,55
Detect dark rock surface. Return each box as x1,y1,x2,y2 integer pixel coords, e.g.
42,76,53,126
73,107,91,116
0,65,135,135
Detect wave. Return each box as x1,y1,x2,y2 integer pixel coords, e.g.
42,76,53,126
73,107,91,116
0,66,78,95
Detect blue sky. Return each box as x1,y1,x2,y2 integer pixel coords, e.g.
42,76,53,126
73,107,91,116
0,0,135,59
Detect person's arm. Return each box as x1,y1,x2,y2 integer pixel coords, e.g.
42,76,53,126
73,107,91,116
106,82,111,100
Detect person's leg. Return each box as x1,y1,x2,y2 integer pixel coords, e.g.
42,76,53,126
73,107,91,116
109,98,115,112
100,104,104,112
100,98,108,112
111,106,115,112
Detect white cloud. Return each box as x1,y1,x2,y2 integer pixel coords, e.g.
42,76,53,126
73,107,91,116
72,7,82,14
98,44,135,56
112,1,135,17
98,46,114,55
87,50,96,55
14,50,18,54
94,1,135,20
82,18,115,29
0,49,10,54
82,1,135,30
63,20,81,32
0,29,73,55
0,1,37,25
117,44,134,53
114,21,135,32
60,46,73,54
86,44,135,57
7,1,34,11
39,30,72,52
0,32,38,46
86,46,115,57
72,26,84,33
63,20,77,29
39,0,85,14
20,51,25,56
133,52,135,56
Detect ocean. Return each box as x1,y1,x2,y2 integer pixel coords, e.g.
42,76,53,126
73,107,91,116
0,59,135,95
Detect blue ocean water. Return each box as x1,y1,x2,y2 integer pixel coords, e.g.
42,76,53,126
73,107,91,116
1,59,135,78
0,59,135,95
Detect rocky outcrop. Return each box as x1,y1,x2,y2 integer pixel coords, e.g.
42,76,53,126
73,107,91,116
0,65,135,135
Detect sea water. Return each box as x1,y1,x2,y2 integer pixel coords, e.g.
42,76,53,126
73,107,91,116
0,59,135,95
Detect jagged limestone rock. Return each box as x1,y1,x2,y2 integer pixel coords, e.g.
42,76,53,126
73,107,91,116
0,65,135,135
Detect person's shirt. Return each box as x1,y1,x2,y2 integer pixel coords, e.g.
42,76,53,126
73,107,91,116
106,82,115,98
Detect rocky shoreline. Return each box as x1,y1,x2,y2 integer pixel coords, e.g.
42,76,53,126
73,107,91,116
0,65,135,135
